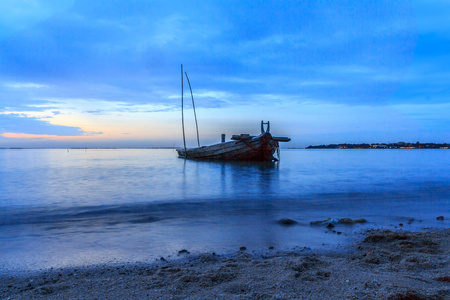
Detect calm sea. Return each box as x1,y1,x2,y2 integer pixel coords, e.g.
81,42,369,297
0,149,449,273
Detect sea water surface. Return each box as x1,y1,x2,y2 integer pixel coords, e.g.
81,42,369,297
0,149,449,273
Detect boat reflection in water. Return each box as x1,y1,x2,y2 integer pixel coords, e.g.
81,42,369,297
180,154,280,195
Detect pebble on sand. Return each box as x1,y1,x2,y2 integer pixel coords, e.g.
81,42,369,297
310,218,367,226
339,218,367,224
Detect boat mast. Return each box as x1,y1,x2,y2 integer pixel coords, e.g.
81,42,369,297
185,71,200,147
181,64,187,155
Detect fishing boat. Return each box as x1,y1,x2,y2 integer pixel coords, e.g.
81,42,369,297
177,65,290,161
177,121,290,161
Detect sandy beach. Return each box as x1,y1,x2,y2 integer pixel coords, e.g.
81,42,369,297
1,228,448,299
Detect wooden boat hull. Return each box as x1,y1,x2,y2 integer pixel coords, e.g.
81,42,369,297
177,133,279,161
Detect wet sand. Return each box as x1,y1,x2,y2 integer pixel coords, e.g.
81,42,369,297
1,229,448,299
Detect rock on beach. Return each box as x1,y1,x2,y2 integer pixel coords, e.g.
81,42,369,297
276,218,298,226
310,217,367,226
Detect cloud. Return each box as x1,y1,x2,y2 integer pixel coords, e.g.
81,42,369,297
0,0,448,147
2,132,84,140
0,113,84,136
413,0,450,34
4,82,49,89
0,1,416,90
0,0,75,39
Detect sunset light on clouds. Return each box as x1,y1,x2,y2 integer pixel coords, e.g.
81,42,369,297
1,0,449,148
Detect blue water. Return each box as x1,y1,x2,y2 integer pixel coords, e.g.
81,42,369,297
0,149,449,273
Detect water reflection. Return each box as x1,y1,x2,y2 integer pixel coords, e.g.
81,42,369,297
1,149,449,272
176,160,287,250
179,159,280,202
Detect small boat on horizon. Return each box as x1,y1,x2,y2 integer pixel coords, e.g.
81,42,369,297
177,65,290,161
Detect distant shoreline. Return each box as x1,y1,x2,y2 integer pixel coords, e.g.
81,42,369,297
303,142,449,149
2,143,450,150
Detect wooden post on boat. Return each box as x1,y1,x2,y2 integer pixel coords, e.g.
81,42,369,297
261,120,270,134
181,64,187,156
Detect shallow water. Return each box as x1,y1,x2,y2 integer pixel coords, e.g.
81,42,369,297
0,149,449,272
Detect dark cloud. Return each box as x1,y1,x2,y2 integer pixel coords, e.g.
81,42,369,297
0,0,419,105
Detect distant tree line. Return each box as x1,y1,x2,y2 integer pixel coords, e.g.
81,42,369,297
305,142,450,149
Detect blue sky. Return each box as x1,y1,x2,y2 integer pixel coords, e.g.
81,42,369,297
0,0,449,148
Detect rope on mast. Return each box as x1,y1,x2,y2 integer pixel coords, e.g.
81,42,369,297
185,71,200,147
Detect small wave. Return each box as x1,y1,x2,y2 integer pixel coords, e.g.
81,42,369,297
0,200,256,228
0,204,164,228
1,187,448,230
